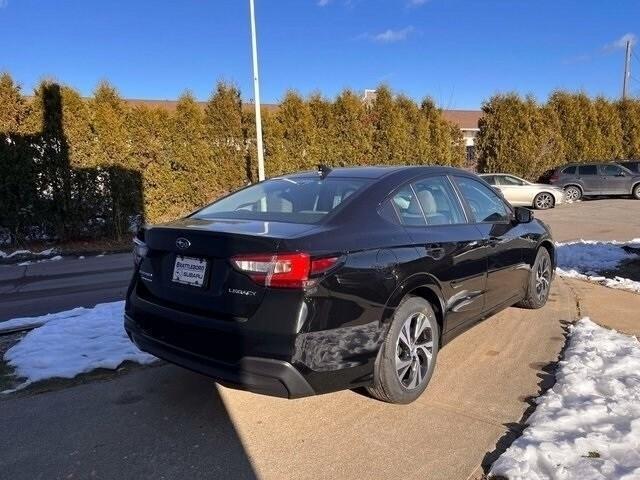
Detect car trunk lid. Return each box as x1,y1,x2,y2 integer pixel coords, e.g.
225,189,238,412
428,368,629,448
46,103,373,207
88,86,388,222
137,218,317,319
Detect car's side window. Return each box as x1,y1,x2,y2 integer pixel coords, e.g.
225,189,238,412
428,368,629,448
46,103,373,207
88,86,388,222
601,165,623,176
482,175,496,185
500,175,525,186
410,176,466,225
562,166,577,175
579,165,598,176
391,185,427,226
453,176,510,223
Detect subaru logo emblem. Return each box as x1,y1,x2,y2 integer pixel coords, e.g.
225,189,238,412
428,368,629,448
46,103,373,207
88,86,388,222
176,238,191,250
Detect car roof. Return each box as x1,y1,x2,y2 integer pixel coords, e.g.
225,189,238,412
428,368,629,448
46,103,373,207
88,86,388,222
281,165,472,180
562,162,627,167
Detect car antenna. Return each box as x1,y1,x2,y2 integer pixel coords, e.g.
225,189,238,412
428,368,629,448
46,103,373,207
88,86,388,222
317,164,332,179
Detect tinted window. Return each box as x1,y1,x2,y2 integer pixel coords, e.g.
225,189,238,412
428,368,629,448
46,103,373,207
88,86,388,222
391,185,427,226
194,177,369,224
498,175,526,186
410,176,466,225
579,165,598,176
622,162,639,173
453,176,510,223
602,165,624,176
482,175,496,185
562,166,577,175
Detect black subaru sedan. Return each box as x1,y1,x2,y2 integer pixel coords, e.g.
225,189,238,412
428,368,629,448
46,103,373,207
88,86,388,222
125,166,555,404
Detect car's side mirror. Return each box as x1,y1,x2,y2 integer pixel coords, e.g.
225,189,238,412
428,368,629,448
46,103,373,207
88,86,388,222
514,206,533,223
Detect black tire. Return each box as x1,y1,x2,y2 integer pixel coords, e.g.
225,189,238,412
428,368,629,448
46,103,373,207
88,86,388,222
516,248,552,309
633,184,640,200
533,192,555,210
564,185,582,202
366,296,439,404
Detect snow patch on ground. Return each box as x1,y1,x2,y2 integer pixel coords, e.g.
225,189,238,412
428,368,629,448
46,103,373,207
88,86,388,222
0,247,55,259
557,268,640,294
0,305,93,332
16,254,64,266
490,318,640,480
2,302,156,392
556,239,640,294
556,239,640,272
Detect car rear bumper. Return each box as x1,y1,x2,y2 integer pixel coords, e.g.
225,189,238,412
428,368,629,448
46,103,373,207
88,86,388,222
125,314,316,398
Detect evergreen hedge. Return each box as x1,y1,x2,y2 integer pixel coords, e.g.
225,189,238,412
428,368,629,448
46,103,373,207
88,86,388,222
0,73,465,244
477,92,640,181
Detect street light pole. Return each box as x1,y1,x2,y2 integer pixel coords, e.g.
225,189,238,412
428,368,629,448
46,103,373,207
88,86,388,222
249,0,265,181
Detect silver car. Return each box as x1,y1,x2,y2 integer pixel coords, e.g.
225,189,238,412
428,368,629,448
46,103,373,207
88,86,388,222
479,174,565,209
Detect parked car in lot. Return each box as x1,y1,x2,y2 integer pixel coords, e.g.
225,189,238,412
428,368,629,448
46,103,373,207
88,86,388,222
479,173,565,210
549,162,640,201
125,166,555,404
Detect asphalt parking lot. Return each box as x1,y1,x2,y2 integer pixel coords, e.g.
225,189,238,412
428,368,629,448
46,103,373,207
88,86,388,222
1,198,639,480
535,198,640,242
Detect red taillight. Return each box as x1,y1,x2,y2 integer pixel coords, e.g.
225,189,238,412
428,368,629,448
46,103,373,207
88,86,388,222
310,256,339,275
230,253,339,289
549,173,559,182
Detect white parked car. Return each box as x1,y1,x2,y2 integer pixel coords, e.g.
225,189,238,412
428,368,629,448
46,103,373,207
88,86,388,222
479,174,565,210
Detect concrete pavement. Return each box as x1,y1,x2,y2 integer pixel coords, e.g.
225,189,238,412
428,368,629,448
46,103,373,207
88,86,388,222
0,279,577,480
563,277,640,337
218,279,577,480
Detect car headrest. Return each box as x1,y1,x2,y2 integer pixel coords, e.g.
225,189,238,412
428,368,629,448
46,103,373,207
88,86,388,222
417,190,436,214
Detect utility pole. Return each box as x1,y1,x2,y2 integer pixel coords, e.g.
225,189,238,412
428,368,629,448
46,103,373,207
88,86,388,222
623,39,631,100
249,0,265,181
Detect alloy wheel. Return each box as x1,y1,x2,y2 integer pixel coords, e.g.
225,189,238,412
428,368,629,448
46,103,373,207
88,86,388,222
564,186,580,202
535,193,554,209
395,312,434,390
535,255,551,301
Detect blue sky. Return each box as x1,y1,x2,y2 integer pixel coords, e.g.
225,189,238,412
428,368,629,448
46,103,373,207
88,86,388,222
0,0,638,109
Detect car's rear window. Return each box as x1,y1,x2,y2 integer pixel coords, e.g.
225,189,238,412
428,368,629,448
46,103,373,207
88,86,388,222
562,166,577,174
193,177,370,224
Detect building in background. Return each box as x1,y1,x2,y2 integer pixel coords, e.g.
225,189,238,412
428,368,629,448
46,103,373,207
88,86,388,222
441,110,481,162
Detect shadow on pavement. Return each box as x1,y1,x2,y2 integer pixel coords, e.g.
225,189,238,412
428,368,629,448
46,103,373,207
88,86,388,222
0,364,257,480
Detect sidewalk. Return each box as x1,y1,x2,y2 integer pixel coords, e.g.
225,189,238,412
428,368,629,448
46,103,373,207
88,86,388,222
563,277,640,337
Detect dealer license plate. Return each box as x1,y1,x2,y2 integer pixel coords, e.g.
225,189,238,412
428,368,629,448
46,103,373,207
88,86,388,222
172,256,208,287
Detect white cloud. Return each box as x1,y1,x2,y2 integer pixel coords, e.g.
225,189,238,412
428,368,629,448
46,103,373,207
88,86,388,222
317,0,331,6
604,32,637,50
360,26,415,44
